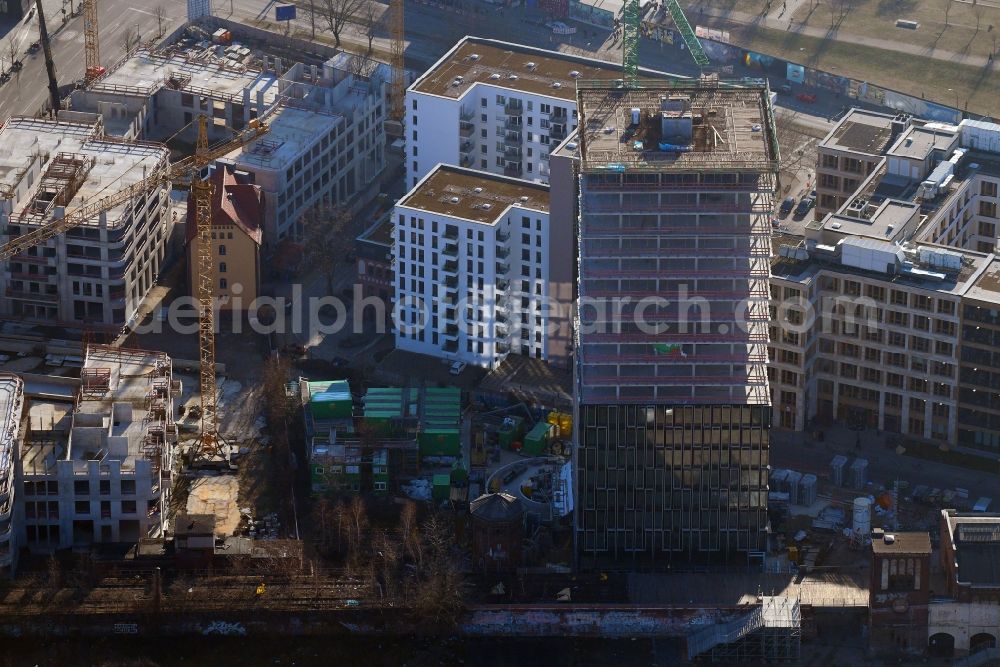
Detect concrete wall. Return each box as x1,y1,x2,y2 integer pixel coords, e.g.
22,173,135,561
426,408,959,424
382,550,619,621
928,602,1000,655
546,147,577,369
407,91,461,188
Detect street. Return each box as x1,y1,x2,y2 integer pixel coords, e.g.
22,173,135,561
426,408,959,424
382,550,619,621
0,0,184,119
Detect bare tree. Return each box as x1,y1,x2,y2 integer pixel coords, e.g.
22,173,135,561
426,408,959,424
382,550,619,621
301,202,352,293
398,500,420,564
410,512,465,629
360,0,381,55
315,0,366,48
774,111,814,197
8,36,19,71
154,5,166,38
121,26,140,53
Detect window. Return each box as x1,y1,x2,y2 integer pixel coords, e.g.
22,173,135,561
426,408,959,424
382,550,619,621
122,500,137,514
219,262,227,273
218,244,227,256
75,501,90,514
99,480,111,495
74,480,89,495
220,278,228,289
121,480,136,495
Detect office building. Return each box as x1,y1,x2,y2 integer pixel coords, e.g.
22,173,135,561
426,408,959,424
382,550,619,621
769,116,1000,456
393,164,574,368
0,117,171,330
573,79,780,566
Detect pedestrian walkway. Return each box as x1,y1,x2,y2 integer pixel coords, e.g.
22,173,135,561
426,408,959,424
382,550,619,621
690,2,995,69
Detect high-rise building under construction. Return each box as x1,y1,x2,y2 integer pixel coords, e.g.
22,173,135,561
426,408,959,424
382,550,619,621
573,79,779,567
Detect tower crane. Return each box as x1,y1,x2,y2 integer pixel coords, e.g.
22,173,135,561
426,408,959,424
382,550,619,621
83,0,105,83
621,0,708,86
0,116,268,458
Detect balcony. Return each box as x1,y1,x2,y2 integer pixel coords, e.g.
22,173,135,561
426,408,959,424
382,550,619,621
504,130,522,143
503,146,522,160
496,246,510,259
459,107,475,121
497,229,510,242
460,155,475,168
497,342,510,354
496,262,510,276
497,278,510,291
444,340,459,353
443,260,458,274
503,164,523,178
504,118,523,131
444,275,459,289
443,242,458,257
549,108,568,120
460,139,475,155
444,324,459,338
442,293,458,306
444,228,459,240
504,101,523,116
459,123,475,139
550,125,567,141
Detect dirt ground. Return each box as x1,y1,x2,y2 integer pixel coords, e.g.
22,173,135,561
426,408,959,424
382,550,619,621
186,475,241,535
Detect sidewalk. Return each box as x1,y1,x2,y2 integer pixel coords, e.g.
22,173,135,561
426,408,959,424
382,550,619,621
689,2,995,69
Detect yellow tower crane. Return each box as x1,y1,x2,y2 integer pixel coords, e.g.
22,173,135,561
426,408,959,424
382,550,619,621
0,116,268,458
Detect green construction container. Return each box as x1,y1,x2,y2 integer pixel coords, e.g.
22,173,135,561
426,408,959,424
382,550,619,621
308,380,353,420
419,428,461,457
523,422,553,456
432,474,451,501
498,416,524,450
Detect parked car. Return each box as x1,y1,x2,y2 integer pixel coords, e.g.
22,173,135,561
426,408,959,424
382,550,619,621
779,196,796,215
27,42,41,54
795,197,816,216
550,21,576,34
449,360,467,376
796,92,817,103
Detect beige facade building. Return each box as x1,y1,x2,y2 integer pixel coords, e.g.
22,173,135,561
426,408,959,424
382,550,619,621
770,116,1000,458
186,167,263,311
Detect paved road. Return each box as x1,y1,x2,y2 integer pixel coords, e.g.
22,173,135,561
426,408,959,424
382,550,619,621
0,0,184,120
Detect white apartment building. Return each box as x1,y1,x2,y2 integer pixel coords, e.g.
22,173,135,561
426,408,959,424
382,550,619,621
393,164,562,368
406,37,629,189
17,345,178,552
0,374,24,576
0,117,171,330
73,45,386,243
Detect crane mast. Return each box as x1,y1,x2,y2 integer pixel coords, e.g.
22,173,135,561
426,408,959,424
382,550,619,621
83,0,103,83
192,116,222,455
622,0,710,86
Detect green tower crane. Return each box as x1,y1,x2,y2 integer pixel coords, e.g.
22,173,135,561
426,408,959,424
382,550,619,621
622,0,710,86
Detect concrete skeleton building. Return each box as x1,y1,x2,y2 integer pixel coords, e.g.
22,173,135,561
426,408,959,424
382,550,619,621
406,37,634,189
572,79,780,566
0,374,24,576
16,345,179,554
769,117,1000,457
393,164,573,368
72,43,387,242
0,116,171,330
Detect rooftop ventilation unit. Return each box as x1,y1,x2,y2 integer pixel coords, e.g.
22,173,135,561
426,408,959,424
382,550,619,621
473,187,483,193
552,82,562,89
489,73,501,80
449,196,460,204
519,196,529,202
509,74,518,80
525,61,537,70
469,53,480,61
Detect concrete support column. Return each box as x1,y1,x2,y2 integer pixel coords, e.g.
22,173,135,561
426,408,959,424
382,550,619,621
901,396,911,436
924,401,933,440
877,390,886,431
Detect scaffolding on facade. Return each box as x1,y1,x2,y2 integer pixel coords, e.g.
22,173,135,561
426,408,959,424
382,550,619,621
687,596,802,662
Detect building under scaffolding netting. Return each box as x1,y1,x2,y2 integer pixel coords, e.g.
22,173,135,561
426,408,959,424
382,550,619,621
686,596,802,663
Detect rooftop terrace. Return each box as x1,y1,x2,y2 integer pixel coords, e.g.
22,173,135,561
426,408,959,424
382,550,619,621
576,79,779,173
398,165,549,224
411,37,632,102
